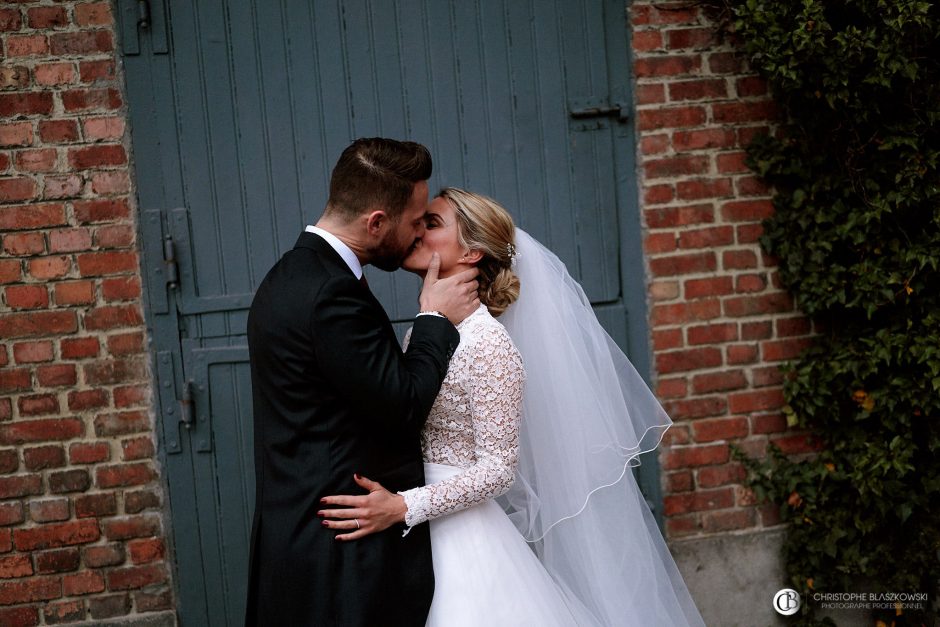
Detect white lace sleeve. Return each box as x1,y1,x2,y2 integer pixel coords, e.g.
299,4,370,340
399,325,524,528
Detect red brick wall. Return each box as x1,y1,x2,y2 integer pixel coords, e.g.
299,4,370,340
0,2,172,624
630,1,818,538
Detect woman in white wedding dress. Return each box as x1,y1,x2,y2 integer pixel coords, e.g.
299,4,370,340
321,188,705,626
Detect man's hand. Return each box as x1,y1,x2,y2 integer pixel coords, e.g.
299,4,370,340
318,474,408,541
419,252,480,325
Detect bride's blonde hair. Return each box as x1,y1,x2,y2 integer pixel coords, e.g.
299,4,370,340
438,188,520,317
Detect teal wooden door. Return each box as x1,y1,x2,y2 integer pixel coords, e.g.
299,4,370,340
120,0,652,623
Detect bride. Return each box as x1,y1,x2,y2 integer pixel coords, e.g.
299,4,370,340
320,188,705,626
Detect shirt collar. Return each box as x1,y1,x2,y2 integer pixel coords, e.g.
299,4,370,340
305,225,364,279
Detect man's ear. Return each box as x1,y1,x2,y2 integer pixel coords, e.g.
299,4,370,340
365,210,387,236
462,249,484,264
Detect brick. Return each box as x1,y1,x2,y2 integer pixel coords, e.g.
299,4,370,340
736,76,768,97
35,364,77,387
54,281,95,306
0,400,9,423
634,55,701,78
83,358,146,386
94,411,148,438
0,260,23,284
645,204,713,228
23,446,65,471
79,59,116,83
662,425,690,446
644,155,709,179
656,377,687,398
668,78,726,101
776,317,812,337
0,67,30,91
67,144,126,169
89,171,129,195
75,493,116,519
697,463,747,488
75,250,137,276
692,370,747,394
0,502,24,527
737,223,765,244
736,175,771,197
649,252,716,277
708,51,746,74
702,508,756,533
687,322,737,345
729,389,785,414
69,442,110,465
662,443,729,470
0,9,22,32
0,122,32,147
663,487,734,515
15,148,57,172
60,337,99,360
0,419,83,446
721,199,774,222
128,537,164,565
0,530,10,553
637,106,706,131
643,184,674,205
43,599,84,624
17,394,58,417
42,175,83,199
13,520,99,552
67,390,109,412
47,229,91,254
641,133,670,155
717,152,749,174
684,277,733,299
649,280,679,301
678,225,734,249
692,417,749,442
672,128,736,151
665,514,701,537
0,605,40,626
12,341,54,364
49,31,113,56
762,338,812,361
124,490,160,514
753,366,784,388
121,436,154,461
0,369,31,393
713,101,777,124
656,347,722,374
0,451,17,475
666,470,693,492
771,433,825,455
723,292,793,317
0,475,43,500
727,344,759,365
652,328,683,351
94,224,135,249
37,120,79,144
5,285,49,310
33,63,74,86
84,306,143,332
63,571,105,596
75,3,113,27
88,593,130,619
636,83,666,107
735,273,767,293
26,6,67,29
28,498,69,523
632,30,662,51
83,544,124,568
135,587,173,612
96,462,155,489
666,27,715,49
722,249,758,270
0,553,33,578
651,299,720,326
107,563,167,591
0,177,36,203
113,385,148,409
0,92,54,117
61,88,122,113
662,397,726,419
27,256,72,280
677,178,733,200
82,117,124,141
103,515,160,542
49,469,91,494
751,413,787,434
6,34,48,57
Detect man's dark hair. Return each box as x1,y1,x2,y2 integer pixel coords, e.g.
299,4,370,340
326,138,432,222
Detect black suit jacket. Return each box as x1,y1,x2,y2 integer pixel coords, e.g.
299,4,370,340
245,232,459,626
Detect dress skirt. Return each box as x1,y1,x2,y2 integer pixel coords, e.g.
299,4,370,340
424,463,593,627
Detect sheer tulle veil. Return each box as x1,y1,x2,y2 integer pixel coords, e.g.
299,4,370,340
497,229,705,626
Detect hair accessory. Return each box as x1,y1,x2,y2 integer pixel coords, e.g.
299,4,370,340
506,242,517,259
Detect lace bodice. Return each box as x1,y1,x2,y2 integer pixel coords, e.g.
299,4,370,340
399,304,525,529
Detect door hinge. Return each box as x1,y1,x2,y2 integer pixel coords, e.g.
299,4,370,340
163,236,179,289
179,379,194,430
569,104,628,122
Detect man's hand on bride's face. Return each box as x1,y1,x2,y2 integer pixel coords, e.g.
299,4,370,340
318,474,407,541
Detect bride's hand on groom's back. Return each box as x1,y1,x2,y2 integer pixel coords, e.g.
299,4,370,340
318,474,407,541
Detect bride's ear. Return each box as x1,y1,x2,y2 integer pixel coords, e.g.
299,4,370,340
461,249,484,264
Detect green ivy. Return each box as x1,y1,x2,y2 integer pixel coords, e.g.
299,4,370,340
700,1,940,625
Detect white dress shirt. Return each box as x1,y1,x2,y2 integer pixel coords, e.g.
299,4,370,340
304,225,363,279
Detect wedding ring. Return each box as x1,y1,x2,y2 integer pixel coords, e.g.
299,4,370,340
355,519,360,529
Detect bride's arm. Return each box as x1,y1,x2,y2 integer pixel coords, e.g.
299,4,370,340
399,324,524,529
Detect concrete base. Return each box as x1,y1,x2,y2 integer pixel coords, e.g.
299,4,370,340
670,527,872,627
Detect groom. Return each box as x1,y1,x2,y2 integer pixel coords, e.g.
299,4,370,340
245,138,479,626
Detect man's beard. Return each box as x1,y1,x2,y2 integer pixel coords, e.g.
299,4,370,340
369,230,414,272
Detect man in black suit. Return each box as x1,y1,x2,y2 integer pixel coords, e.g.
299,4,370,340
245,138,479,626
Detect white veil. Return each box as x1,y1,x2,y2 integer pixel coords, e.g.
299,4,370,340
497,229,705,626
